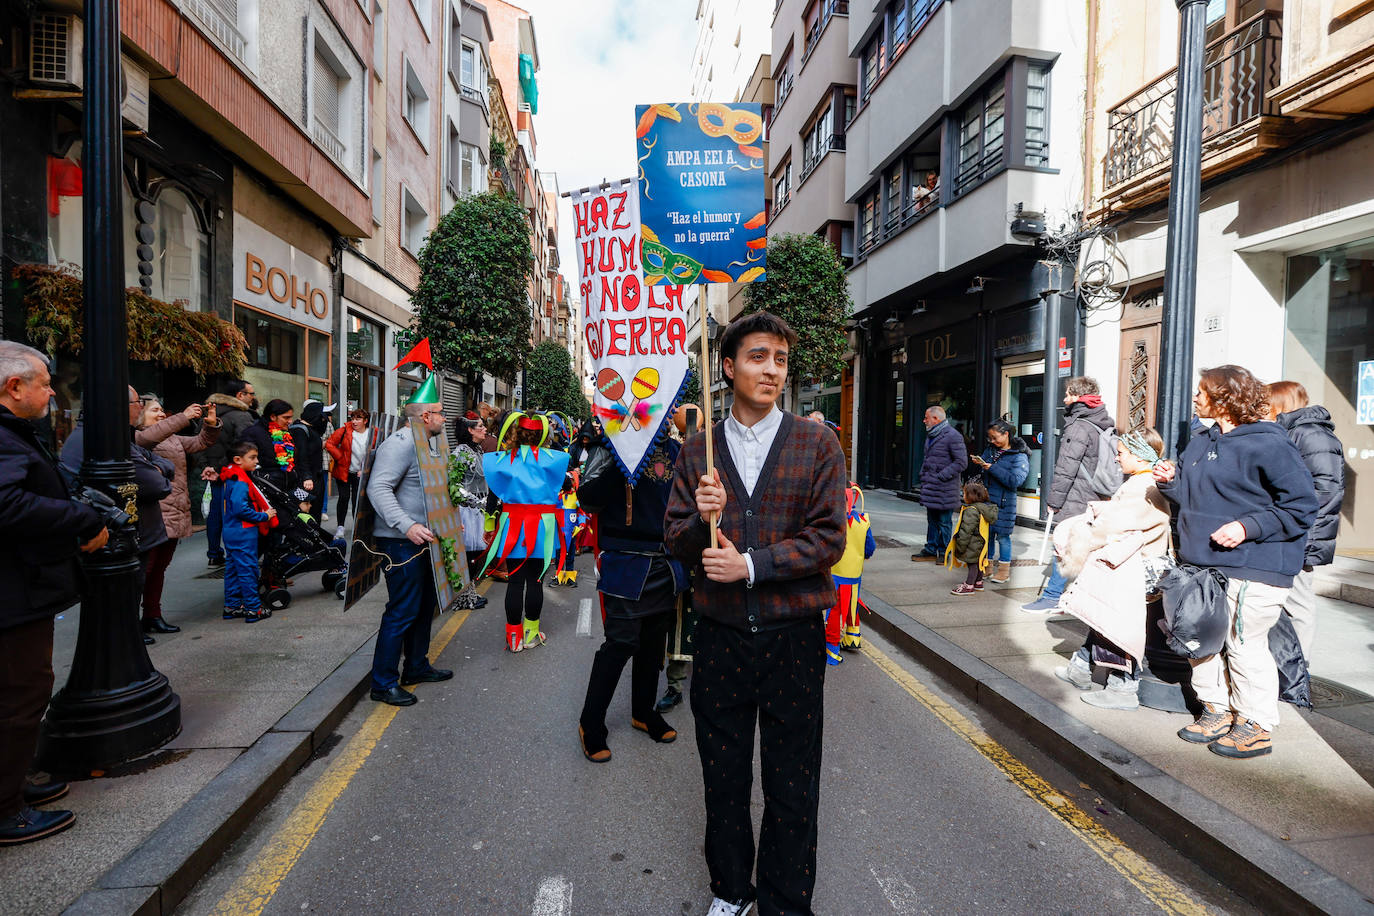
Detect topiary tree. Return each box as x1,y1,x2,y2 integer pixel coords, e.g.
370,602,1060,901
742,232,850,405
525,340,589,421
412,192,534,393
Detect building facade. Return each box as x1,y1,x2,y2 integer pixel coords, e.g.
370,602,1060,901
1088,0,1374,556
846,0,1090,524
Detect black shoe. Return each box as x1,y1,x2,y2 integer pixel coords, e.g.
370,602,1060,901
0,807,75,846
911,550,939,562
244,609,272,623
143,635,156,645
472,596,489,609
22,781,68,807
142,618,180,634
400,668,454,686
655,687,683,712
207,556,225,569
370,686,418,706
631,712,678,744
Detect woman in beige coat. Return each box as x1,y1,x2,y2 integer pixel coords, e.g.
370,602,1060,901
1053,427,1172,710
136,397,221,633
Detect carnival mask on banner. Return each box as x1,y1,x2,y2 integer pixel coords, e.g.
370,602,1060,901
572,179,689,484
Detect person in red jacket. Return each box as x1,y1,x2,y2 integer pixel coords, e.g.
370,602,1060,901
324,409,376,536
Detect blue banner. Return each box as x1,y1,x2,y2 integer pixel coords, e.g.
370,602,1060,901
635,102,767,285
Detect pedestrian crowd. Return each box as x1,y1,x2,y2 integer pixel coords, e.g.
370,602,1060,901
909,368,1340,761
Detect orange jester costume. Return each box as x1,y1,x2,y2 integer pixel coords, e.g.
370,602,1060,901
825,484,876,666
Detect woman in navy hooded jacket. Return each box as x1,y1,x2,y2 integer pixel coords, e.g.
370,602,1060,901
970,419,1030,584
1153,366,1316,760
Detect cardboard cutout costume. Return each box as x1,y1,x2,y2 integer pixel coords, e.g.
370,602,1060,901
826,484,876,665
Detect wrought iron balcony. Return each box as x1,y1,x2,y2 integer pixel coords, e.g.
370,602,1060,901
1103,10,1284,206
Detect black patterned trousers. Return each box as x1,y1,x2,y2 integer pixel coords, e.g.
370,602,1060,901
692,615,825,916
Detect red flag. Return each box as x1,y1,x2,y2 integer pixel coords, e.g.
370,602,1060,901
394,338,433,371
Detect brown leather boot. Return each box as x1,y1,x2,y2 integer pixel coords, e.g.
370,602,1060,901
989,562,1011,584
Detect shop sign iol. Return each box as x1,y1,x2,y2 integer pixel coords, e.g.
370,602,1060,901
232,215,333,333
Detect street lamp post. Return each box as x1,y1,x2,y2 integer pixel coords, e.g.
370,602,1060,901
1156,0,1209,455
37,0,180,771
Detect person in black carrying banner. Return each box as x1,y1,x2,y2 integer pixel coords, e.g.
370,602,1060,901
666,311,848,916
575,427,686,762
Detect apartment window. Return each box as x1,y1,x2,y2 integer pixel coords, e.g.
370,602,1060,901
409,0,432,34
312,45,346,165
401,185,429,255
776,55,793,107
346,312,384,415
1025,62,1050,167
801,104,835,179
458,141,485,194
373,0,385,75
858,190,879,254
460,40,486,106
370,149,383,224
884,166,902,231
861,41,878,101
858,0,945,103
773,160,793,210
403,58,430,146
956,75,1006,195
152,189,211,311
447,5,461,86
447,121,461,196
844,93,856,126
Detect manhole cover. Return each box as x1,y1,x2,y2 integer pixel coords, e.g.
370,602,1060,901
1310,676,1374,709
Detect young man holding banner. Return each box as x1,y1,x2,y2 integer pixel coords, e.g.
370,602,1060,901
666,311,848,916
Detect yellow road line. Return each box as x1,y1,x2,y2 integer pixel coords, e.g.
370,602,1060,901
210,590,483,916
862,642,1212,916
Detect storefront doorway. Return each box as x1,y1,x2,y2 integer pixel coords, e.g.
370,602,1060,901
1000,359,1046,517
911,363,977,488
1285,237,1374,558
876,346,909,489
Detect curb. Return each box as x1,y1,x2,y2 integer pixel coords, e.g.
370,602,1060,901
61,636,376,916
860,593,1374,916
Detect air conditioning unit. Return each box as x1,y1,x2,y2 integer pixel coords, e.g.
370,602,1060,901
29,14,83,90
121,56,151,132
27,16,151,133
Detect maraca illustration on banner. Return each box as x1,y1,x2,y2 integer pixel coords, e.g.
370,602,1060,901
628,368,661,431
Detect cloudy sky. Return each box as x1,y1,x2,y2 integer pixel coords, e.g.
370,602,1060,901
515,0,698,290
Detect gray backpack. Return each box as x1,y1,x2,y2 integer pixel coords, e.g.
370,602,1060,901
1080,422,1122,498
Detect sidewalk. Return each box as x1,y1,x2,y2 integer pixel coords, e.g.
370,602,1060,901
1,531,389,916
859,491,1374,912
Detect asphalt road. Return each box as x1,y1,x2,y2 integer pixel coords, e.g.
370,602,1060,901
177,562,1253,916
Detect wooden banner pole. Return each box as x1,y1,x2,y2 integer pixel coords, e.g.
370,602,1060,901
699,306,719,549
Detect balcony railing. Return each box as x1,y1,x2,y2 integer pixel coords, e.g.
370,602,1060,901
801,1,849,65
799,133,845,182
184,0,247,61
776,72,794,109
313,117,345,164
1104,10,1282,191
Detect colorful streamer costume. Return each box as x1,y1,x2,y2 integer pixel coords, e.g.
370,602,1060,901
481,414,571,651
826,484,876,665
555,472,588,587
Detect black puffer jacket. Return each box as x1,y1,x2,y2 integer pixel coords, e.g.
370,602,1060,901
1276,406,1345,567
61,423,174,553
1047,400,1116,518
0,406,105,629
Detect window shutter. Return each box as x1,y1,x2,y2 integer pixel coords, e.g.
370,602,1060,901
314,53,341,135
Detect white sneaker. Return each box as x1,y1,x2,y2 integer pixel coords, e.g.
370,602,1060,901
335,525,345,539
705,898,754,916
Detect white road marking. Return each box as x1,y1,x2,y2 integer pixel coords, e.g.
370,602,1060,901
577,598,593,637
531,875,573,916
871,866,921,915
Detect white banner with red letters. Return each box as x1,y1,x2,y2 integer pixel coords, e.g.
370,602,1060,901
573,179,689,484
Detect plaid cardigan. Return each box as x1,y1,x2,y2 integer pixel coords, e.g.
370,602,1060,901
666,411,847,631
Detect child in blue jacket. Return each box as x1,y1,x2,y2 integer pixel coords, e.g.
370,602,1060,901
220,441,278,622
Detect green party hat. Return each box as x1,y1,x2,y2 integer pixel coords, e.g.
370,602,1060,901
406,373,440,406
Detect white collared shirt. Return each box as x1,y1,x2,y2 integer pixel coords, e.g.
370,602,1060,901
721,404,783,585
723,404,782,497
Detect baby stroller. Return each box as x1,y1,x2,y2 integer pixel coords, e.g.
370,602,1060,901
253,474,349,609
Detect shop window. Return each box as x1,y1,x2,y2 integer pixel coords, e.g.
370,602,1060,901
235,306,308,408
153,189,211,311
347,312,385,415
1285,239,1374,557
